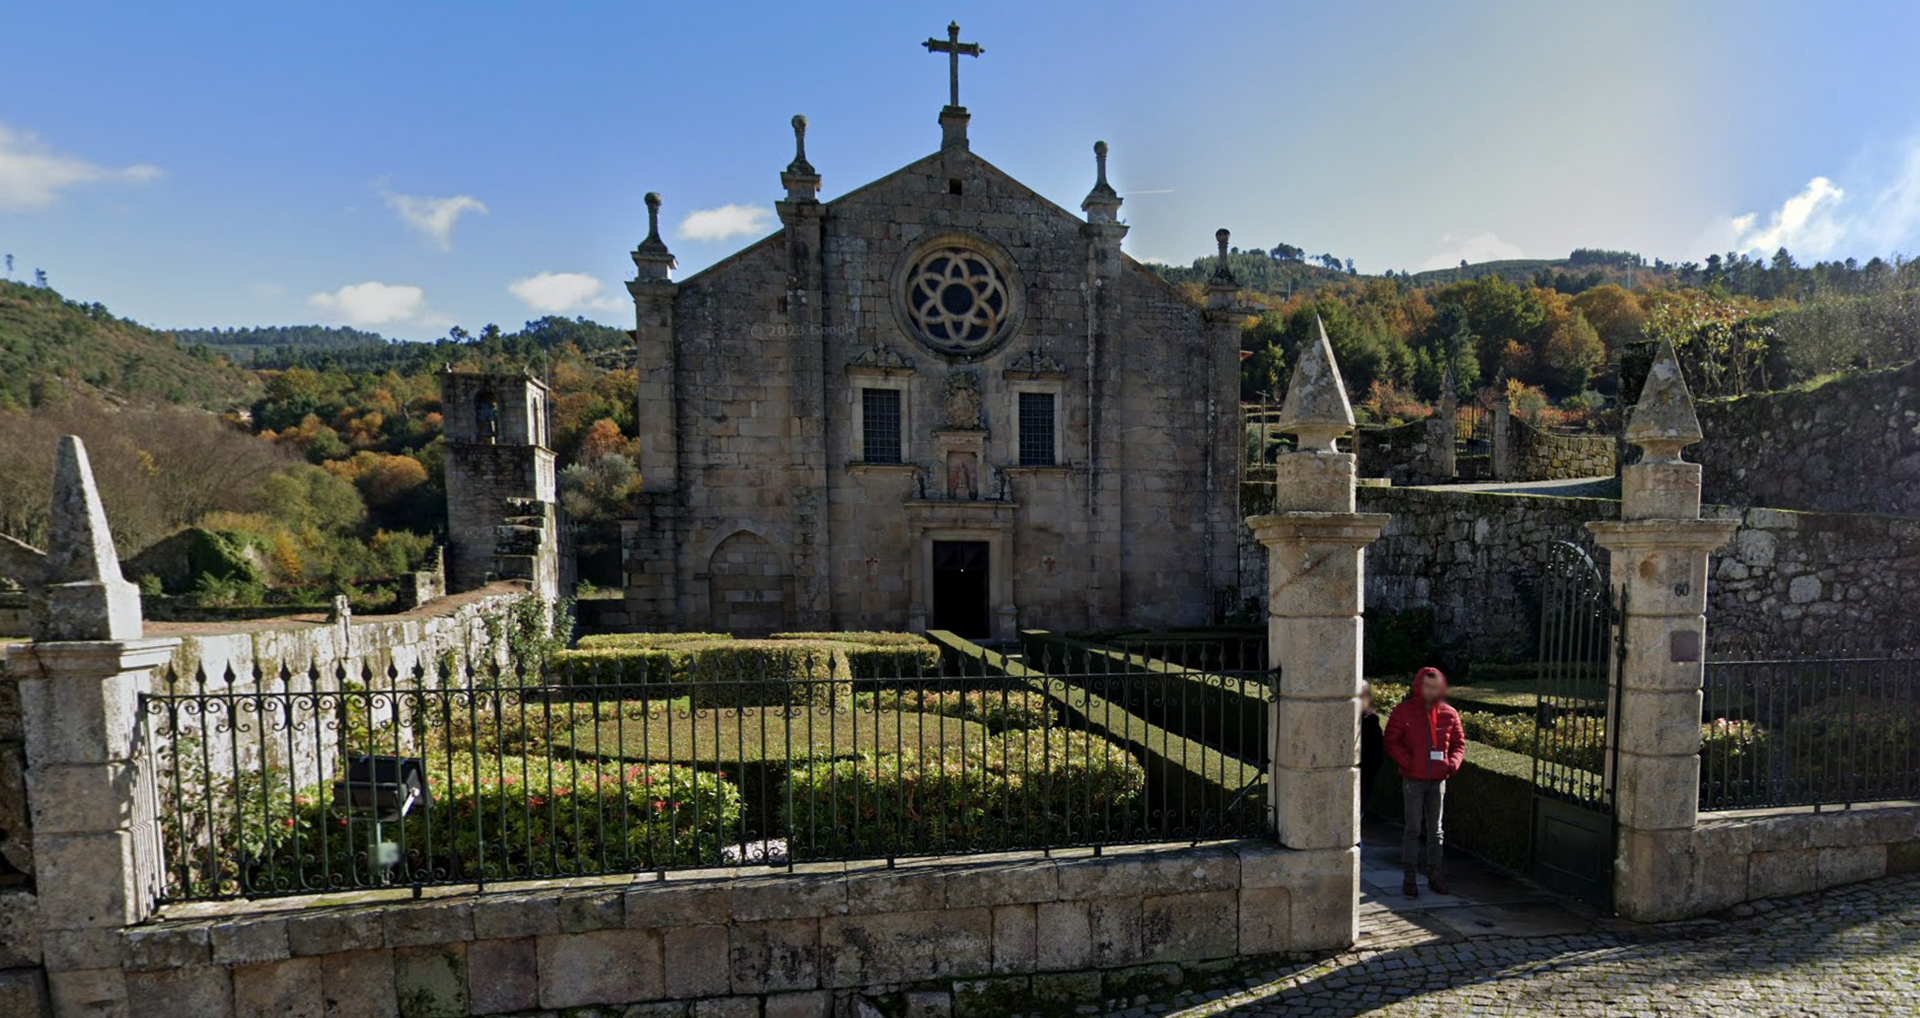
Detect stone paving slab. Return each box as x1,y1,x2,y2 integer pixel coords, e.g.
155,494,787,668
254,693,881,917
1136,874,1920,1017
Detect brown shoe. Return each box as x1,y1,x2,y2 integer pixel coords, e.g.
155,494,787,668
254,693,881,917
1402,873,1419,898
1427,869,1450,895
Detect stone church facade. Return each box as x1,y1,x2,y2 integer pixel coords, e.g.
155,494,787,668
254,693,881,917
620,68,1245,639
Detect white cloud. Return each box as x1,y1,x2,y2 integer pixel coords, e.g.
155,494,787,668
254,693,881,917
1727,176,1848,258
678,203,773,242
307,281,428,326
0,122,160,210
1708,137,1920,261
382,190,488,250
508,271,623,313
1417,232,1525,271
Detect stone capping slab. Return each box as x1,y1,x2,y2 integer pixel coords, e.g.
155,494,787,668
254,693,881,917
122,840,1302,966
1699,802,1920,851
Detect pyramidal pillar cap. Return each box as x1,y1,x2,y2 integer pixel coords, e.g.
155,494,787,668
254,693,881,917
1277,316,1355,452
34,435,143,642
1624,338,1703,463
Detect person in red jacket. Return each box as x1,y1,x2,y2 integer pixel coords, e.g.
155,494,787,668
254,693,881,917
1383,666,1466,896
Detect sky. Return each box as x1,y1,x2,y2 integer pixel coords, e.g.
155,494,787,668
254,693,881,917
4,0,1920,340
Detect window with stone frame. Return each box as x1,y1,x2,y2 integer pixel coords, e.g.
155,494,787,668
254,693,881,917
1017,391,1056,466
861,387,904,464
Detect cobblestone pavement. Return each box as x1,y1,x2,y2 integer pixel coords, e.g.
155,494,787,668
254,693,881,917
1147,875,1920,1017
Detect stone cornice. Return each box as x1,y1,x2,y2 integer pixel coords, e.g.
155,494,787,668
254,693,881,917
1586,519,1738,553
1245,511,1391,549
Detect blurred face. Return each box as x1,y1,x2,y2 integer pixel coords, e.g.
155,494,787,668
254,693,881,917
1359,684,1374,713
1418,673,1446,703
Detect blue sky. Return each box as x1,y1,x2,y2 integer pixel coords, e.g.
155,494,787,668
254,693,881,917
4,0,1920,340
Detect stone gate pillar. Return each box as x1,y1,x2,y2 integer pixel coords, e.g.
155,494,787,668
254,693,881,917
1429,365,1459,481
1246,320,1389,949
1490,389,1516,481
1586,341,1736,922
5,437,176,1017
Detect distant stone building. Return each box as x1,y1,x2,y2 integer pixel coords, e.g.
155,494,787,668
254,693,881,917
442,369,564,601
619,25,1246,639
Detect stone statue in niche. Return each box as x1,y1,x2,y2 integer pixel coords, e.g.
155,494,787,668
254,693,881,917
944,370,983,430
946,450,979,500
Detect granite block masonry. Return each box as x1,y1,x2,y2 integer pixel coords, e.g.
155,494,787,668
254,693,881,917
616,38,1242,638
109,842,1335,1018
1245,320,1388,951
1589,340,1738,922
7,436,179,1018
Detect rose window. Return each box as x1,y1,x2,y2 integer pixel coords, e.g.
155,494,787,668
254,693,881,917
904,247,1013,356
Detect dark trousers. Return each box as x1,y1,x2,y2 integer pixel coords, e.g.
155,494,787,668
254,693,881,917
1401,778,1445,873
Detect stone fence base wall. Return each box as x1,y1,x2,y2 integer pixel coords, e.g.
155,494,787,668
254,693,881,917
108,841,1332,1018
1623,804,1920,922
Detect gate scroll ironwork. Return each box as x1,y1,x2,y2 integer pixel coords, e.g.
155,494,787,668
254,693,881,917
1529,540,1622,908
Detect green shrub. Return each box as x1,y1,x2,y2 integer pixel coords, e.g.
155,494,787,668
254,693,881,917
861,688,1054,732
269,757,742,885
1700,717,1770,765
783,729,1146,857
773,631,930,648
549,639,851,707
576,632,734,649
835,642,943,680
1784,695,1920,788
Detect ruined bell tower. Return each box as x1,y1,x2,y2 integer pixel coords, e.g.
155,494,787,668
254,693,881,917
441,369,563,601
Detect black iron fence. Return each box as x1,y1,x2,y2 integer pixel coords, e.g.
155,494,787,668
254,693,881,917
141,645,1274,902
1699,653,1920,811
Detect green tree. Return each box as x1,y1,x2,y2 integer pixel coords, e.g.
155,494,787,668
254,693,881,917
260,463,366,535
1542,314,1605,395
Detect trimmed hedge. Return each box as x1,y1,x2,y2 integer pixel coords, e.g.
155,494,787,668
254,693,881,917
576,632,734,649
272,757,742,886
549,639,852,707
861,688,1055,732
929,630,1266,837
573,631,939,682
782,728,1146,857
772,631,931,648
1020,630,1270,763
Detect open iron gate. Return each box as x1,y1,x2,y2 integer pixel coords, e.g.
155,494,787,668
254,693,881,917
1529,540,1623,908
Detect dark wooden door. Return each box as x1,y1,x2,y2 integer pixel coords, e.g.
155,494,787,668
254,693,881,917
931,541,991,638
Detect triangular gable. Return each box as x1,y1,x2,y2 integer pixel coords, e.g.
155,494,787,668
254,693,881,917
675,148,1206,312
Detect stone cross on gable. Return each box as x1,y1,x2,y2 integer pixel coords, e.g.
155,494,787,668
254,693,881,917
923,21,983,109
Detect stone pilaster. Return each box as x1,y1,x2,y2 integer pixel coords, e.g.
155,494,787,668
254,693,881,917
1245,321,1388,950
1080,144,1129,629
779,116,832,630
1431,366,1458,480
6,436,177,1017
1489,394,1515,481
1586,340,1736,922
629,192,679,494
1204,229,1254,610
627,193,682,619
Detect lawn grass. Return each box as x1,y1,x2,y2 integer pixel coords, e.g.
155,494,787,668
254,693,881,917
561,703,993,766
